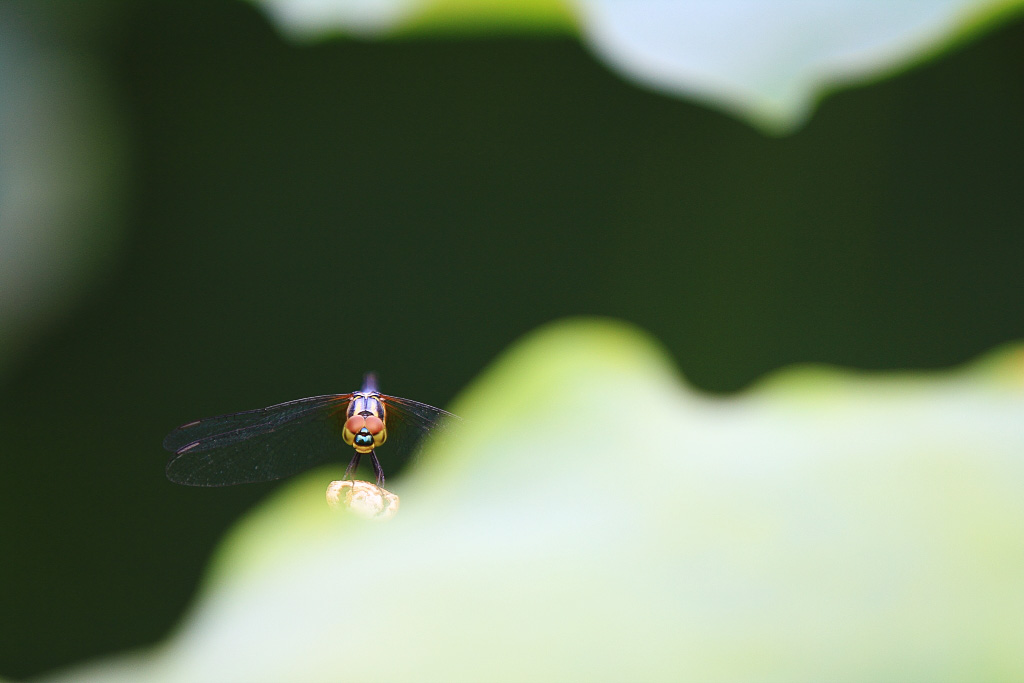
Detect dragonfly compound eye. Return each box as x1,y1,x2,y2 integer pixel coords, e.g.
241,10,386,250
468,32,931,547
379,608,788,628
365,416,384,435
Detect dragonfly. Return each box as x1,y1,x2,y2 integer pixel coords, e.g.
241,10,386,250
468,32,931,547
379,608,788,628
163,373,459,487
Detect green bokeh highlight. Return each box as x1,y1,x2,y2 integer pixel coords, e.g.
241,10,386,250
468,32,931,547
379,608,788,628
400,0,577,35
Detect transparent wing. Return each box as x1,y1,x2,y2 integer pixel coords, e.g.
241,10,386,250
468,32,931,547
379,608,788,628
378,394,462,473
163,394,352,486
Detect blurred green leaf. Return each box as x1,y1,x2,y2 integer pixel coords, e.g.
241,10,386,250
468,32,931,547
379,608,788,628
44,318,1024,681
403,0,576,34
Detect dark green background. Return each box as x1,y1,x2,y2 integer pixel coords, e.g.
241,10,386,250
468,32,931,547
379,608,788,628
2,1,1022,677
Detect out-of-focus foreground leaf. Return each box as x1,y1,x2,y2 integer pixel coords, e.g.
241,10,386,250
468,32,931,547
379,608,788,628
252,0,1024,132
45,318,1024,682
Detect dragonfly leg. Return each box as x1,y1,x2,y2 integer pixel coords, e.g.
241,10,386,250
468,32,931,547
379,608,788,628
343,451,361,481
370,449,386,488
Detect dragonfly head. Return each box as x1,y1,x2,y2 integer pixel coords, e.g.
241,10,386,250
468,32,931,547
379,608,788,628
343,414,387,453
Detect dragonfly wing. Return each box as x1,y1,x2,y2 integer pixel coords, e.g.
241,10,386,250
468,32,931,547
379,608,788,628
163,395,350,452
378,395,462,467
164,394,351,486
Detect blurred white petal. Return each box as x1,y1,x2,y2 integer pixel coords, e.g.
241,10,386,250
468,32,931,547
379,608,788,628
575,0,1017,130
250,0,1022,131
